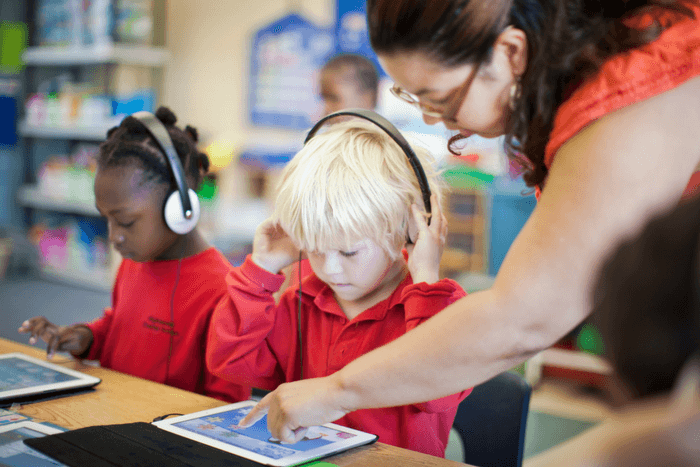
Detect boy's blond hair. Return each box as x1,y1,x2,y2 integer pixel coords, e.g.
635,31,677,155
273,119,444,260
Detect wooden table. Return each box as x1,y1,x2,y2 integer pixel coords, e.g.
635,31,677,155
1,338,467,467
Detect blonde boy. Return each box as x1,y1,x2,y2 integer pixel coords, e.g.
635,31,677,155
207,120,471,457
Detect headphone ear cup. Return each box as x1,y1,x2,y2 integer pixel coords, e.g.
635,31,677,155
163,188,200,235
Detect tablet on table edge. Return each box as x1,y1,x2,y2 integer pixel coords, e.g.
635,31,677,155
0,353,101,403
153,400,378,467
0,421,68,467
0,420,64,436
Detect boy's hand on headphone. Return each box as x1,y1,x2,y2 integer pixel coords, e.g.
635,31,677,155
18,317,94,359
252,218,300,274
406,195,447,284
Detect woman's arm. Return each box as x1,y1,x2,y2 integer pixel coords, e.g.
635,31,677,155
242,76,700,442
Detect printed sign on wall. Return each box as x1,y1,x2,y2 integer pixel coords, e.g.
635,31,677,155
335,0,384,76
248,13,335,129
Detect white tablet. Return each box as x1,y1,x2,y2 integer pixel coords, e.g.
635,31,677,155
0,421,67,466
153,401,378,467
0,353,101,403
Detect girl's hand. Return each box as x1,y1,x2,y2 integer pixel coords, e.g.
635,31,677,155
251,218,300,274
406,194,447,284
18,317,93,359
238,375,352,444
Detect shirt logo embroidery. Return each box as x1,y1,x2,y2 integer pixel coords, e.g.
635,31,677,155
143,316,179,336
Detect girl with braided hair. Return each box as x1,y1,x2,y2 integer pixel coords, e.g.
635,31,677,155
19,107,249,403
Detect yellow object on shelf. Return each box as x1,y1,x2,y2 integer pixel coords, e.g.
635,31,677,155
204,140,236,172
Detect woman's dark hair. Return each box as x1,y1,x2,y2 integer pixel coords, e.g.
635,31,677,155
367,0,696,188
592,196,700,400
98,106,210,190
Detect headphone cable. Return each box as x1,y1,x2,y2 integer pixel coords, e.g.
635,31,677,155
298,250,303,380
165,237,186,385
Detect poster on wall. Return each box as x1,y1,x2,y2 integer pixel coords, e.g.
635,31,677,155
248,13,335,129
335,0,384,76
334,0,452,161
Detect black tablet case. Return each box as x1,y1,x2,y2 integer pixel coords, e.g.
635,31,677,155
24,422,264,467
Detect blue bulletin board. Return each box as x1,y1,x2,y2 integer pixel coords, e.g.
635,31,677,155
0,79,20,147
238,148,295,170
248,13,335,129
335,0,385,76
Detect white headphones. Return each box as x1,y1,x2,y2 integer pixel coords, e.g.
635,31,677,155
131,111,200,235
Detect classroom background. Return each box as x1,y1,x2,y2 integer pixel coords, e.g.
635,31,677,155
0,0,615,463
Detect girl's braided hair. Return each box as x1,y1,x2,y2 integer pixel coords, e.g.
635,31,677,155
98,106,209,189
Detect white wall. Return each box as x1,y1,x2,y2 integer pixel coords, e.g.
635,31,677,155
163,0,334,149
161,0,335,241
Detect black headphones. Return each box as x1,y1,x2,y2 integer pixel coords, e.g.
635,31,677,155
305,108,432,220
131,111,201,235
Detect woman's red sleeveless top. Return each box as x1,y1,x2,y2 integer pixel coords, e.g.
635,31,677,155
536,2,700,199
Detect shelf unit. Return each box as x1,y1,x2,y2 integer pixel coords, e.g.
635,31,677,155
17,184,112,291
525,348,613,389
18,120,115,141
17,186,98,216
22,44,169,66
18,2,167,292
440,188,490,278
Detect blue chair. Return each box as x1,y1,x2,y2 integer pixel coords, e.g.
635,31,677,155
452,371,532,467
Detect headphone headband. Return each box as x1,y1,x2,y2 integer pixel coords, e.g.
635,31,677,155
131,111,193,220
304,109,432,215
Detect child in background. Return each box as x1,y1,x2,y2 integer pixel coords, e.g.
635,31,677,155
207,120,471,457
527,195,700,467
593,194,700,467
319,53,379,116
594,196,700,404
19,107,249,403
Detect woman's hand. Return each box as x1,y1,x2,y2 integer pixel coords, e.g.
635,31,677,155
18,317,93,359
238,375,353,444
407,194,447,284
251,218,300,274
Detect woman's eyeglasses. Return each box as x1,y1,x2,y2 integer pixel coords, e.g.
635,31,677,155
389,85,445,118
389,61,482,123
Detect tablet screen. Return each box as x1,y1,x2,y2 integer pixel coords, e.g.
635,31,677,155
154,401,377,466
0,357,77,392
0,422,67,467
0,353,101,402
172,406,355,460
